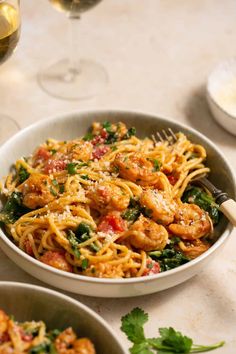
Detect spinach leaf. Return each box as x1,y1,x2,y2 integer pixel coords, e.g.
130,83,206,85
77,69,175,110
0,192,30,224
182,186,219,224
18,165,30,184
123,127,136,139
149,246,189,272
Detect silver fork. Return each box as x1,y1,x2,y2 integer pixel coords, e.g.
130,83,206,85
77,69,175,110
152,128,236,227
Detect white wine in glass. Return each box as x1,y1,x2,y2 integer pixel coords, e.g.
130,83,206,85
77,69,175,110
38,0,107,100
0,0,20,145
49,0,102,13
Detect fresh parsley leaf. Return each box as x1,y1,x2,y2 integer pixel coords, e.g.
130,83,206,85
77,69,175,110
130,342,153,354
121,308,225,354
121,308,148,344
158,327,193,353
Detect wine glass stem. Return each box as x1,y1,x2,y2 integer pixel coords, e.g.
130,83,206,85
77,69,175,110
66,12,81,82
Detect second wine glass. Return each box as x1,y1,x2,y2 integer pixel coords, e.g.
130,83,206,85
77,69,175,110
38,0,108,100
0,0,21,144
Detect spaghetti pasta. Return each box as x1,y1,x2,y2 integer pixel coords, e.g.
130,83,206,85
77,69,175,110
0,121,219,278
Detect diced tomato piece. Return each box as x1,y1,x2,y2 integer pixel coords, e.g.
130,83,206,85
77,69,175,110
91,135,105,146
92,145,110,160
0,332,10,343
142,260,160,276
97,213,126,233
167,175,178,185
35,147,51,161
19,327,33,342
100,129,109,139
44,159,66,174
40,251,72,272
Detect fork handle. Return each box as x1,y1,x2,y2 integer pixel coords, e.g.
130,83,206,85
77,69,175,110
219,199,236,227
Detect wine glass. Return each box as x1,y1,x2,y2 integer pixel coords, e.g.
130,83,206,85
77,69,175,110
0,0,21,145
38,0,108,100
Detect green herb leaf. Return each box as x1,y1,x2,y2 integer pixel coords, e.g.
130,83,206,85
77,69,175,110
18,165,30,184
148,247,189,272
52,179,58,186
123,127,136,139
50,149,57,155
152,159,161,172
80,174,89,180
66,163,78,175
50,186,58,197
83,132,94,141
29,341,55,354
121,308,148,344
102,121,112,132
75,222,91,243
121,308,225,354
67,230,81,259
82,258,89,270
0,192,30,224
47,328,61,341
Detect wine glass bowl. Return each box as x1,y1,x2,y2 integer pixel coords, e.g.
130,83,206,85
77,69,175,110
0,0,20,143
38,0,108,100
0,0,20,64
49,0,102,14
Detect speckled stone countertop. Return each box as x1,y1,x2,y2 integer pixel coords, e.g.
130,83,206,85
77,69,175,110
0,0,235,352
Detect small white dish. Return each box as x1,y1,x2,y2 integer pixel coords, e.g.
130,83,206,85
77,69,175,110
207,58,236,135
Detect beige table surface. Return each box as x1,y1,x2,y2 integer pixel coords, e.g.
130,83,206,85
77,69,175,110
0,0,236,352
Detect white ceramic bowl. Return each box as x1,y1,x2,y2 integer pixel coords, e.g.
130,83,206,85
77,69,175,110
0,281,128,354
207,58,236,135
0,110,235,297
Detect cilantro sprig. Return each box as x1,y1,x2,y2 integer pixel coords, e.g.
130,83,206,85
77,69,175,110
121,308,225,354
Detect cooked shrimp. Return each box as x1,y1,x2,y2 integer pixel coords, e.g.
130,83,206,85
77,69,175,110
84,263,124,278
56,140,93,162
0,310,9,334
127,215,168,251
40,251,72,273
87,182,130,211
169,203,212,240
71,338,95,354
113,153,163,187
140,189,176,225
55,328,95,354
179,239,210,259
20,174,58,209
55,328,76,353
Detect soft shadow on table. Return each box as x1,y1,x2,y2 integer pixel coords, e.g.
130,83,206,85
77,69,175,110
69,274,236,325
184,85,236,147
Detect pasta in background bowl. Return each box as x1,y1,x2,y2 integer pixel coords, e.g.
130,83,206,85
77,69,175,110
0,110,235,297
0,281,128,354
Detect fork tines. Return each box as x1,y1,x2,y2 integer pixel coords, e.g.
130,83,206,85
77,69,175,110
152,128,177,145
